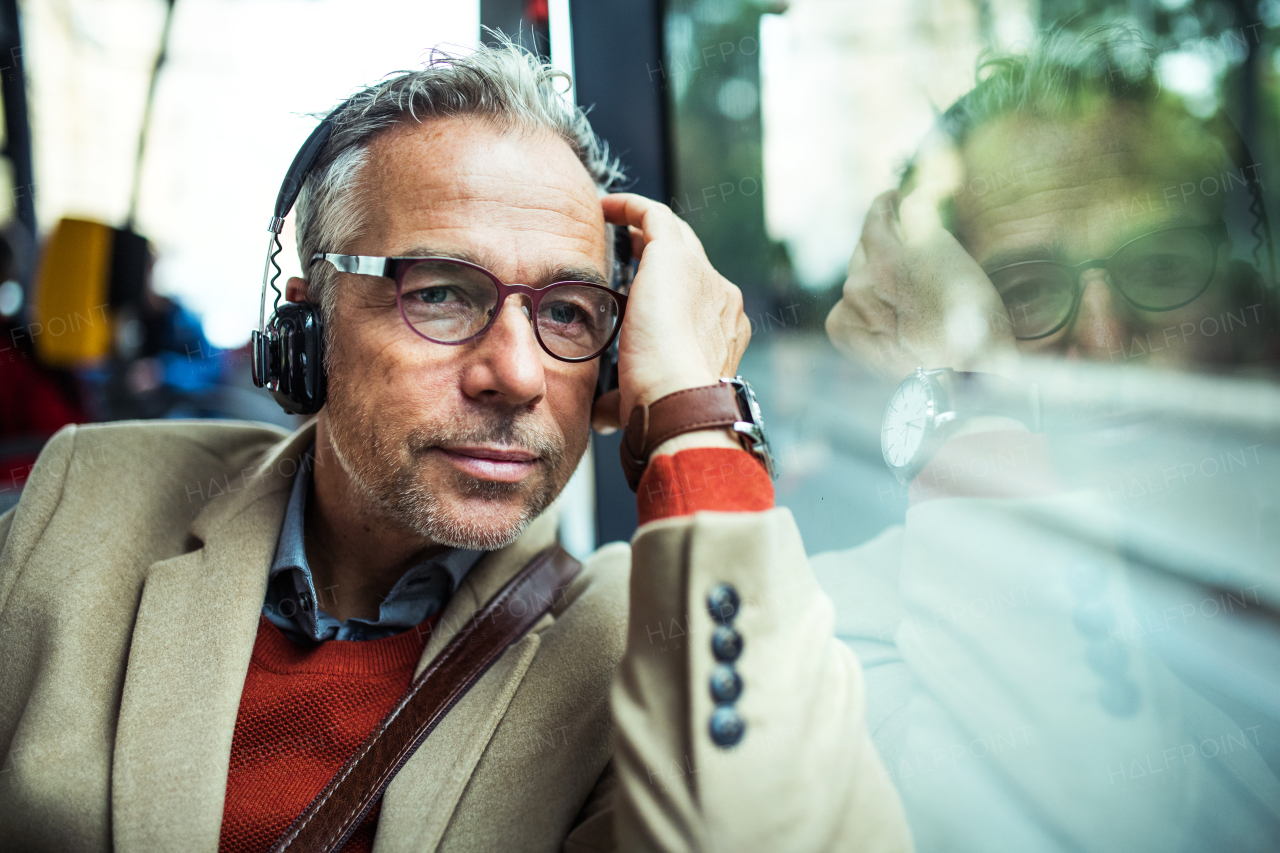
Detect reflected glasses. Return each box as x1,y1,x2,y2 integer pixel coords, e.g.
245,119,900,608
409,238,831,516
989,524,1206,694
986,222,1229,340
312,253,627,362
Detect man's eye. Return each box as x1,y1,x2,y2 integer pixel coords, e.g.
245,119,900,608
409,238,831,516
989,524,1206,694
1129,255,1183,278
1002,280,1050,305
544,303,583,325
410,286,453,304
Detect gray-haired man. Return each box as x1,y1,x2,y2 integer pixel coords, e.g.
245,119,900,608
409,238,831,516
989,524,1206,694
0,42,910,852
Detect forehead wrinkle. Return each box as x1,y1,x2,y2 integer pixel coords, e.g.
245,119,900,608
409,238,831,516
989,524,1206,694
395,212,607,280
351,119,608,280
359,115,603,220
959,186,1095,259
396,241,608,287
957,150,1220,265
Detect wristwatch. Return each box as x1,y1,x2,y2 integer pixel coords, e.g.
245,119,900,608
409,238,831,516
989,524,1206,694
620,376,777,491
881,368,1040,484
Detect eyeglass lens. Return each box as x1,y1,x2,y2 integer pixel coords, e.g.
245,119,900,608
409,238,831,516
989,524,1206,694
990,228,1217,339
396,259,621,360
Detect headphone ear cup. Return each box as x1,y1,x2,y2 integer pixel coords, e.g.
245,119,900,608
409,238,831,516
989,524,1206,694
268,301,327,415
593,337,619,403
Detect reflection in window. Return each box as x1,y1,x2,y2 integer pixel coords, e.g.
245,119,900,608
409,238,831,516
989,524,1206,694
664,2,1280,850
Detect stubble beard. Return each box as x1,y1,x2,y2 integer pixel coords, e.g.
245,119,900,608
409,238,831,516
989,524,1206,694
325,367,577,552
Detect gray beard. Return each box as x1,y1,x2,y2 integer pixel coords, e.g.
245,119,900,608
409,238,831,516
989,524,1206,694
327,396,571,552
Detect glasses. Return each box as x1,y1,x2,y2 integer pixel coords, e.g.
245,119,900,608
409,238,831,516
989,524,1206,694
312,253,627,362
985,222,1229,340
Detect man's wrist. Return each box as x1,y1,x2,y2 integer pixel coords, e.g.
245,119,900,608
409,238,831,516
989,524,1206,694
619,381,750,492
651,428,743,457
624,371,719,419
943,415,1029,443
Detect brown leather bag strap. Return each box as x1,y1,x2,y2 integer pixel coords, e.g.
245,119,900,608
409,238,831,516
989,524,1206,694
268,544,583,853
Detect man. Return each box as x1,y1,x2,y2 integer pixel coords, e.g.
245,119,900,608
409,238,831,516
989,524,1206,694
827,32,1277,384
0,42,910,852
818,26,1280,853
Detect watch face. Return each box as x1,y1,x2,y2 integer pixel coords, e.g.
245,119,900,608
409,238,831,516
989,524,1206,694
882,375,934,469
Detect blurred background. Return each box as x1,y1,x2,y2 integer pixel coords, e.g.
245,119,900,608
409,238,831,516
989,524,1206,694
4,0,1277,548
3,1,1280,849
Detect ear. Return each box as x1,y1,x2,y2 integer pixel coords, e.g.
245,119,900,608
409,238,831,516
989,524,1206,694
285,276,310,303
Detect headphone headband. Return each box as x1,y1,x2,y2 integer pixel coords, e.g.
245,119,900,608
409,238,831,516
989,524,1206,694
270,108,343,233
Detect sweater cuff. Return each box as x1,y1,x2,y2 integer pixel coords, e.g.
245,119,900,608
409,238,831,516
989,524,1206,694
636,447,775,525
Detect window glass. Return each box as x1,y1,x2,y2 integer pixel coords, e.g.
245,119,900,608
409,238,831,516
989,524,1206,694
20,0,480,348
664,0,1280,848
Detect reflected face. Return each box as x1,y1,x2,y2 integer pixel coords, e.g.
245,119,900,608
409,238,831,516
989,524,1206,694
320,116,608,550
951,107,1256,368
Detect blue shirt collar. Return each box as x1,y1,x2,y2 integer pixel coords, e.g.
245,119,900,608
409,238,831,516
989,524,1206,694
263,444,483,644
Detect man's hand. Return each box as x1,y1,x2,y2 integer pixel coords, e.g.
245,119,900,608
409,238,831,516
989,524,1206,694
825,189,1020,383
594,194,750,435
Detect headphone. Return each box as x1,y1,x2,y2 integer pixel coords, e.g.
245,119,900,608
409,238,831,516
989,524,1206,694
1215,114,1276,285
250,102,632,416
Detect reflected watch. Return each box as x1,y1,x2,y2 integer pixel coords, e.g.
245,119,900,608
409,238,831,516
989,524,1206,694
881,368,1041,484
620,376,777,491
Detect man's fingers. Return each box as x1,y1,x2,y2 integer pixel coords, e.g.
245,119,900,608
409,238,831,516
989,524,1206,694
734,311,752,364
897,132,965,244
825,299,867,361
628,225,644,264
608,192,711,262
859,190,904,257
898,187,950,245
591,388,623,433
602,193,685,243
672,215,712,260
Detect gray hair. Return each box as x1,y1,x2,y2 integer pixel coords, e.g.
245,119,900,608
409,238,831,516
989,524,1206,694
904,25,1238,209
294,37,626,332
929,25,1165,150
900,25,1271,261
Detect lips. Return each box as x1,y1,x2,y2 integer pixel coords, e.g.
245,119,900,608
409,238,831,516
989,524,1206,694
435,445,539,483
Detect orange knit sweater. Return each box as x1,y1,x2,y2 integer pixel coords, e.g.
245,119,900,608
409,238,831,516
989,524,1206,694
219,448,769,852
219,615,435,853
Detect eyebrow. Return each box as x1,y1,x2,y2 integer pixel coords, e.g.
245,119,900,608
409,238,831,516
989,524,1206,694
978,212,1210,271
400,246,610,288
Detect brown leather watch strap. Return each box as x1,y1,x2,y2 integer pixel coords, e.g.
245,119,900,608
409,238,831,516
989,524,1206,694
268,544,583,853
620,383,742,491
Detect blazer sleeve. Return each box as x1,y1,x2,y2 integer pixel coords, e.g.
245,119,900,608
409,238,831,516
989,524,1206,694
0,425,76,613
880,493,1280,852
610,506,913,853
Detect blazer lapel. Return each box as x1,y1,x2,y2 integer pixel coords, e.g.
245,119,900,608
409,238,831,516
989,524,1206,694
374,510,561,853
114,418,561,853
112,422,318,852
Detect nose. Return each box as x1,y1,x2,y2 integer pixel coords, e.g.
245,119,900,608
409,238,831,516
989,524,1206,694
458,294,546,406
1063,268,1129,362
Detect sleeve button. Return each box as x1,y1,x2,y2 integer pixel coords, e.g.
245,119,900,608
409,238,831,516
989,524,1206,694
710,625,743,662
709,664,743,703
706,583,741,624
709,706,745,747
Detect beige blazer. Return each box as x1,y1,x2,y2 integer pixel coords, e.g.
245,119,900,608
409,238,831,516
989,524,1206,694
0,419,909,852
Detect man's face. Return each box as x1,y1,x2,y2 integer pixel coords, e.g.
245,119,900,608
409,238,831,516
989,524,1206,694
319,116,608,550
950,106,1250,368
